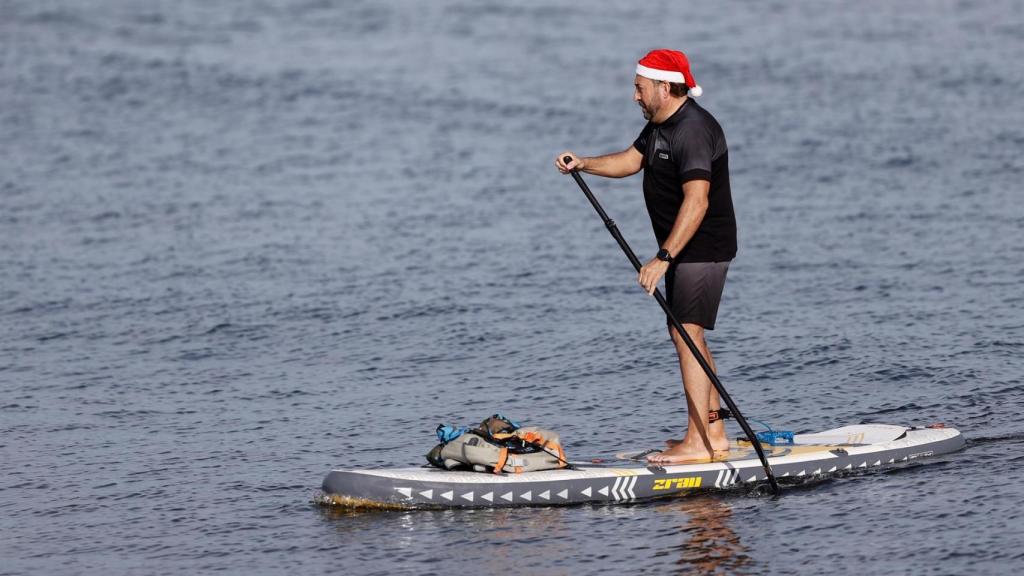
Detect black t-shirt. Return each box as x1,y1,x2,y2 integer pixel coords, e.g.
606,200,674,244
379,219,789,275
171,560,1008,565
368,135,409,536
632,99,737,263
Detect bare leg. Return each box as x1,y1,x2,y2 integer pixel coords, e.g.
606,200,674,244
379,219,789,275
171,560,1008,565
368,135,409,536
649,324,729,463
665,330,729,451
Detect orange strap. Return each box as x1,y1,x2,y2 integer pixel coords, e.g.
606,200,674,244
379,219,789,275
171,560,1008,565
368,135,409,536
518,431,545,444
556,444,567,468
541,439,568,469
493,447,508,474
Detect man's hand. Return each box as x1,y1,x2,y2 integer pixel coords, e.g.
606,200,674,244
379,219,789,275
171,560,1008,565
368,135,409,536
638,257,670,295
555,152,585,174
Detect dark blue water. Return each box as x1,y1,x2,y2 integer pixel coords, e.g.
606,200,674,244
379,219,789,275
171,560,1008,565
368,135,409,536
2,1,1022,574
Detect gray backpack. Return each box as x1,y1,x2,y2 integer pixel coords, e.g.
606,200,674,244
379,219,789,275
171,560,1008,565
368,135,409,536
433,427,566,473
426,415,568,474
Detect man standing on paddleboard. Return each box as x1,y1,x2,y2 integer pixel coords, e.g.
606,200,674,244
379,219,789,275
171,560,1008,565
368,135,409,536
556,49,737,463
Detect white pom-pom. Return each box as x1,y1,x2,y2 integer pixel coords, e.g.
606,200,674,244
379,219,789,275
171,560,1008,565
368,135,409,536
688,85,703,97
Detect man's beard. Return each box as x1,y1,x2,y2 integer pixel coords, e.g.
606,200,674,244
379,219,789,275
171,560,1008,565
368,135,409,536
640,102,654,120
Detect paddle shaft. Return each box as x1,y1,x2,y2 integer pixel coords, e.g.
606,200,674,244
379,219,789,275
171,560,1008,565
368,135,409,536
565,160,780,494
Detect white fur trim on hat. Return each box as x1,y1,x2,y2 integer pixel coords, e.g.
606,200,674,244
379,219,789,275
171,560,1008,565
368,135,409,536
635,64,685,83
688,85,703,97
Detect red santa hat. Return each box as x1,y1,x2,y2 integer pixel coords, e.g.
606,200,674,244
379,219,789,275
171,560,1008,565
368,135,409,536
636,49,703,97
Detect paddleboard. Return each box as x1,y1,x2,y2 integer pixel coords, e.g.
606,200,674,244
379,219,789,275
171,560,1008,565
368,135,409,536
319,424,963,509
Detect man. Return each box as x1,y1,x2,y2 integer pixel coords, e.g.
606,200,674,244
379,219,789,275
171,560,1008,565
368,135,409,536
555,49,737,463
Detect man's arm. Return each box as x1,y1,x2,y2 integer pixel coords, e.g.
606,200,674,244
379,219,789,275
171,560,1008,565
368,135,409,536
555,147,643,178
637,179,710,294
660,179,710,258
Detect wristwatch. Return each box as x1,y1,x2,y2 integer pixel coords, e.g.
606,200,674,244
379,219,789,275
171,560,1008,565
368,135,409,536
656,248,673,263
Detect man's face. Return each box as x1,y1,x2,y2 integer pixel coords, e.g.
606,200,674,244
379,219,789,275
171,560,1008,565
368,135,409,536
633,75,662,120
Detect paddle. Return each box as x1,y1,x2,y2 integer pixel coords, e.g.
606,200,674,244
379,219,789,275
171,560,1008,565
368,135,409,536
564,157,780,495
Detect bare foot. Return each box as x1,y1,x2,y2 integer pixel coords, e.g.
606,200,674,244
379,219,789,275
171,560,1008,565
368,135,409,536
666,436,730,452
646,442,715,464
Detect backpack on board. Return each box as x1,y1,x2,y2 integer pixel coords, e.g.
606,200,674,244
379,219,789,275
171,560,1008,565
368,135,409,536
426,414,569,474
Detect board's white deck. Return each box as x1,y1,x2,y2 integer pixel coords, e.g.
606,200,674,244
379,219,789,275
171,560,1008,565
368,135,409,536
333,426,959,484
794,424,906,446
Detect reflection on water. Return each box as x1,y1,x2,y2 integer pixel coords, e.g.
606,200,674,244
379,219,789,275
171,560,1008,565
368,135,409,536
318,494,753,575
317,504,575,574
657,495,754,575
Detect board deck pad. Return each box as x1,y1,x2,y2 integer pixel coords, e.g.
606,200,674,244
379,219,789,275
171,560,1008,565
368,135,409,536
320,424,964,509
613,424,913,462
615,442,847,463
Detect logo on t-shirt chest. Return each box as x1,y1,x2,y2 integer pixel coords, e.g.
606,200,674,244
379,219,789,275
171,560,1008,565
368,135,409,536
650,147,675,178
651,129,673,166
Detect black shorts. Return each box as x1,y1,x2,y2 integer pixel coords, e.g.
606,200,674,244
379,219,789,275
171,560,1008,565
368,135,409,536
664,261,731,330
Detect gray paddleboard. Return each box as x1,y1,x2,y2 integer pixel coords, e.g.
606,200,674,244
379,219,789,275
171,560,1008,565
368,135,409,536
319,424,963,509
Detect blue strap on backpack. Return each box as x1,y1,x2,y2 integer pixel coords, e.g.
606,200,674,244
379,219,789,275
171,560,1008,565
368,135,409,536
436,424,469,444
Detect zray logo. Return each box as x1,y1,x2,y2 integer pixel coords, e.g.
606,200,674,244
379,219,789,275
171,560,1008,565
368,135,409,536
652,477,702,490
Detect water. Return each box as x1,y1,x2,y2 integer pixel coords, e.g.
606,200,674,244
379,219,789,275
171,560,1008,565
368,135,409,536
2,1,1022,574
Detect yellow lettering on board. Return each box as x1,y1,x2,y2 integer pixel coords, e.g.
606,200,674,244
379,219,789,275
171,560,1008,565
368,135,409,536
652,477,702,490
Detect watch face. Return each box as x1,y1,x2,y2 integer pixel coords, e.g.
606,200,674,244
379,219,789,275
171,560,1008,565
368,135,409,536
657,249,671,261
